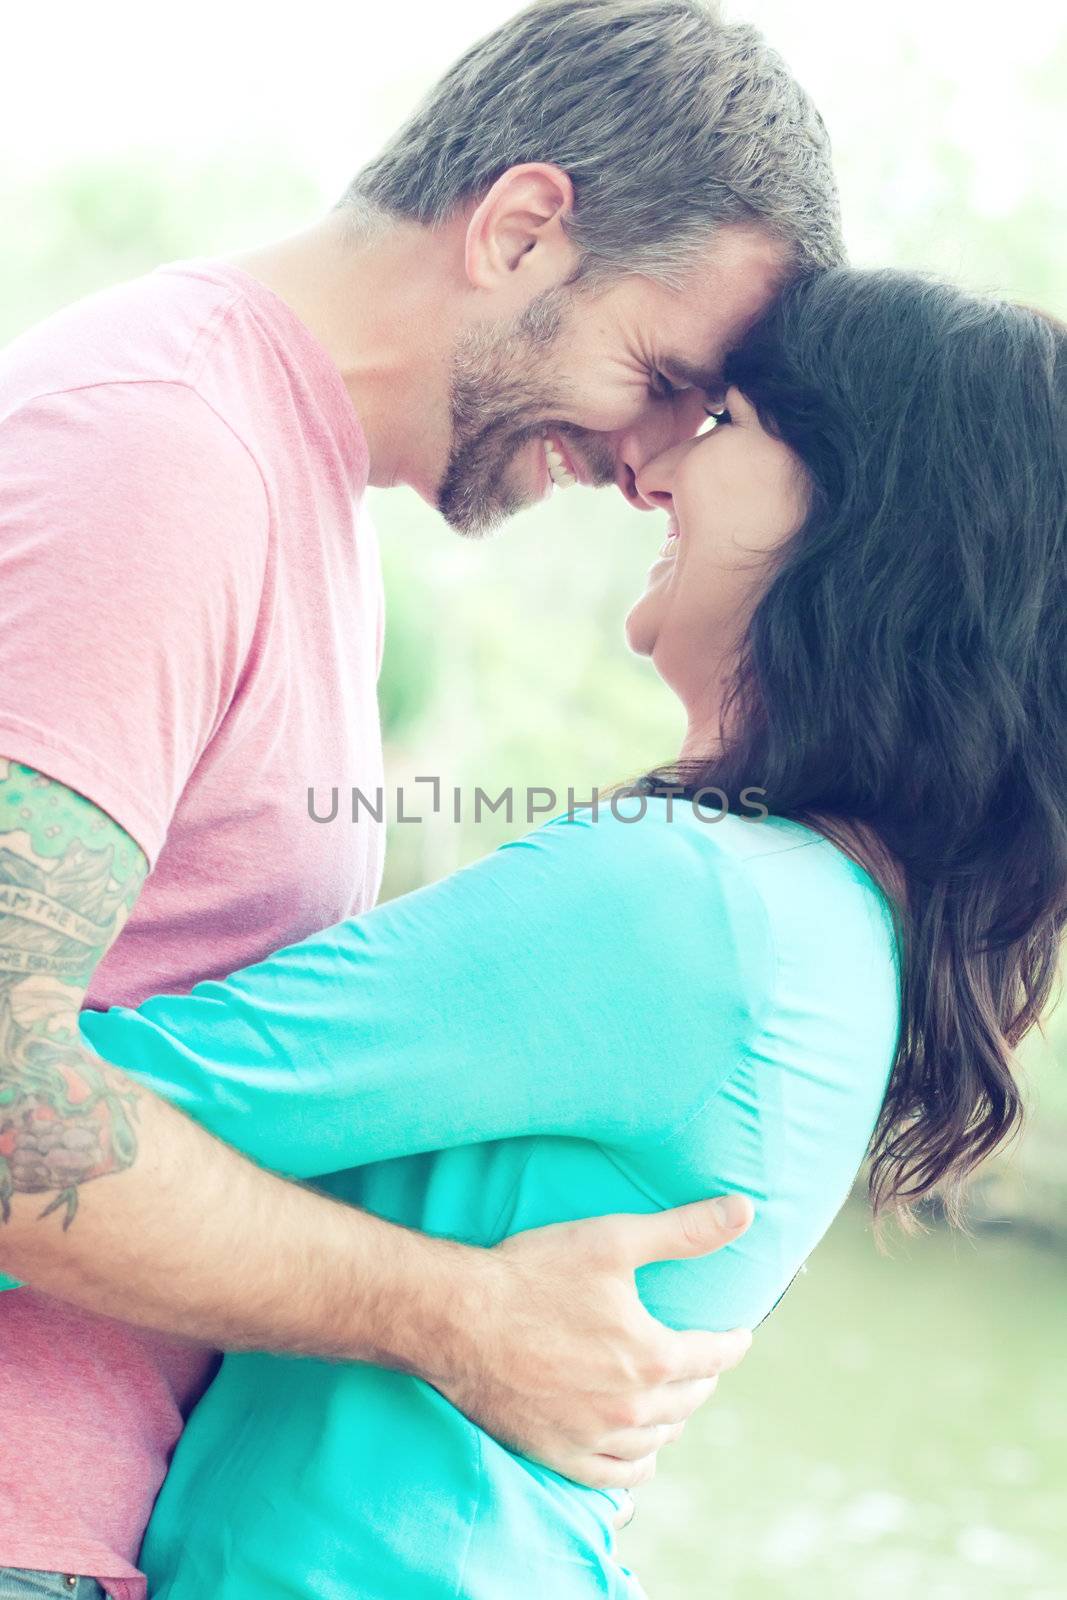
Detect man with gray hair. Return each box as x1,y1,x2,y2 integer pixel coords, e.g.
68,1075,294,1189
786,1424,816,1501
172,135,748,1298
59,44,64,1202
0,2,840,1594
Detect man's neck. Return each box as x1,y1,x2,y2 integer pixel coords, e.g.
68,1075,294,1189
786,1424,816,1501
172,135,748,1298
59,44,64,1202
222,207,455,493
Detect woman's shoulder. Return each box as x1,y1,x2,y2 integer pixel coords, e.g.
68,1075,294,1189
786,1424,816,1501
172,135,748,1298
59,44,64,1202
671,805,903,1053
497,794,780,937
510,795,890,918
470,799,777,1034
501,798,900,1016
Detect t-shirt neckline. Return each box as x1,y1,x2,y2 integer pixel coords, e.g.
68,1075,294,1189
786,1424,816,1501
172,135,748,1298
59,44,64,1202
153,254,368,483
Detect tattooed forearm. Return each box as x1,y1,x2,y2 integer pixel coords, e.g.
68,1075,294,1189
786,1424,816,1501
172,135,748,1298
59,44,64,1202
0,760,148,1229
0,1037,143,1228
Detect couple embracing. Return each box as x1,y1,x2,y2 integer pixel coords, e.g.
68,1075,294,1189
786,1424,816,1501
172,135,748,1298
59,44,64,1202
0,3,1064,1598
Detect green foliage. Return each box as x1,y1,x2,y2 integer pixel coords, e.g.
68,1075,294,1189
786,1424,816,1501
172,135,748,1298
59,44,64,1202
375,532,441,744
0,150,324,346
622,1204,1067,1598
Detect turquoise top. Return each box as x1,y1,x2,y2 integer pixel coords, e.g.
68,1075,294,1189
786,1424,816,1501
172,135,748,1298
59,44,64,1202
69,804,899,1598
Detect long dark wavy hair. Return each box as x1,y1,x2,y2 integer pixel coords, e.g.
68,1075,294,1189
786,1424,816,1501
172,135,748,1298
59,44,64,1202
643,267,1067,1222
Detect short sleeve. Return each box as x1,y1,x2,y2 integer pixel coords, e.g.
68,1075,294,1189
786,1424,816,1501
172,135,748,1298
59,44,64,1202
0,382,268,864
78,807,777,1179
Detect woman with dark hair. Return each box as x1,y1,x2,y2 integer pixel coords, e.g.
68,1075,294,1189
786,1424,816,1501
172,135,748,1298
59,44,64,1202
640,267,1067,1219
54,269,1067,1596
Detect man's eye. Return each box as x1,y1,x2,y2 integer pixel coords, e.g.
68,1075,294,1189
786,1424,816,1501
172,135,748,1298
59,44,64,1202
649,371,683,402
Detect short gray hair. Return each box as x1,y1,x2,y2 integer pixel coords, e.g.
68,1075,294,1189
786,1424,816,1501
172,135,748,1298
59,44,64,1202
335,0,844,286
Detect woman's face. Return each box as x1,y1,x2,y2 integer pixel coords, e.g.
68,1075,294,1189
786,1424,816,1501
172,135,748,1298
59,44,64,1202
624,385,809,724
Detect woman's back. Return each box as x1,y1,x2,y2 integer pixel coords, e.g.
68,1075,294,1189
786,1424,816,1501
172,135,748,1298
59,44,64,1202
81,803,901,1598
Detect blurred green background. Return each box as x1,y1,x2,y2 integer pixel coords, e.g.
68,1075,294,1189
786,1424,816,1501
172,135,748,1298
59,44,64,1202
3,2,1064,1595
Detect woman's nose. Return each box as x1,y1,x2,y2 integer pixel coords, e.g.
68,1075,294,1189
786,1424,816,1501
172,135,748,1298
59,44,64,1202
618,393,706,511
632,453,677,513
631,479,674,514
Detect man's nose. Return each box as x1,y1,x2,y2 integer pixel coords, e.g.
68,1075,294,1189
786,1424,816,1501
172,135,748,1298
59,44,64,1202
613,395,706,511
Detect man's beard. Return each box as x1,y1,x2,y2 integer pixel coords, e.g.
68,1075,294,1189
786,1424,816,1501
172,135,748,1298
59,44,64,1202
438,287,573,537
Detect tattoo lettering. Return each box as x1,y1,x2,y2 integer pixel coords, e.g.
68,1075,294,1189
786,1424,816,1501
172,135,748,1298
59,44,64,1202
0,762,148,1229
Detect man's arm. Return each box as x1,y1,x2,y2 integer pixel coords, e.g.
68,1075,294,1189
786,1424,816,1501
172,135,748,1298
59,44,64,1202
0,760,751,1488
0,758,460,1357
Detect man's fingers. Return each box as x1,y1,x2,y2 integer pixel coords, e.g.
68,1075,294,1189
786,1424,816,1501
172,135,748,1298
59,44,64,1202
598,1420,685,1460
612,1492,637,1532
596,1375,724,1460
638,1375,720,1424
620,1195,754,1268
663,1324,753,1383
583,1451,659,1491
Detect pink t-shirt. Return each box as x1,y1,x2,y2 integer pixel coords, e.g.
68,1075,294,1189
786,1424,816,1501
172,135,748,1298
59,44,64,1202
0,259,386,1596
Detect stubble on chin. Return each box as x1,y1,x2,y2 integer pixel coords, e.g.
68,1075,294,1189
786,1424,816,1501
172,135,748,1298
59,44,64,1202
437,418,541,537
437,291,572,537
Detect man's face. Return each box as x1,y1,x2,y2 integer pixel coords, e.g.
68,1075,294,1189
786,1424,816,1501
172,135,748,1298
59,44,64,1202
437,224,789,536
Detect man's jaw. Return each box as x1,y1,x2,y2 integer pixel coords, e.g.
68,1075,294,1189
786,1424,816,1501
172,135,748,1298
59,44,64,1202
437,427,542,535
439,417,614,534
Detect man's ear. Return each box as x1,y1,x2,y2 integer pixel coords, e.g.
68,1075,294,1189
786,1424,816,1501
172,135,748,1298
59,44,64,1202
464,163,580,294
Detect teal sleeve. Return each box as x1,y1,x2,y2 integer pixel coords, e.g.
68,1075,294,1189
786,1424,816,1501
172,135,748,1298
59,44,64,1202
75,810,772,1183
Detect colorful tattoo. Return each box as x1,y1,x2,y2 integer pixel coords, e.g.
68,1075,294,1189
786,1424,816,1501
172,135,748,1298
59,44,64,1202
0,761,148,1229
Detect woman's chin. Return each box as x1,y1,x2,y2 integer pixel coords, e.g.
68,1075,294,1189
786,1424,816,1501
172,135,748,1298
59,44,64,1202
624,598,659,658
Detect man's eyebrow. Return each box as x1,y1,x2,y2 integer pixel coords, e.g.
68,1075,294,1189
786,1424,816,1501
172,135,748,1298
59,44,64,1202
661,358,725,393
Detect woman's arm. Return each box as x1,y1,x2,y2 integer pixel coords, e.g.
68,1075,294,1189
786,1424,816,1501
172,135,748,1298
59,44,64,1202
72,808,768,1486
79,808,773,1181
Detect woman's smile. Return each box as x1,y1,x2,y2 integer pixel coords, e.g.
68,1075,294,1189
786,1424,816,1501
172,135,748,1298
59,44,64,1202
624,386,809,708
657,514,681,559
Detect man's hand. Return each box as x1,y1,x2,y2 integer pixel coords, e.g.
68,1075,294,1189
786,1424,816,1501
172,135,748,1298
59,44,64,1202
432,1195,754,1488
